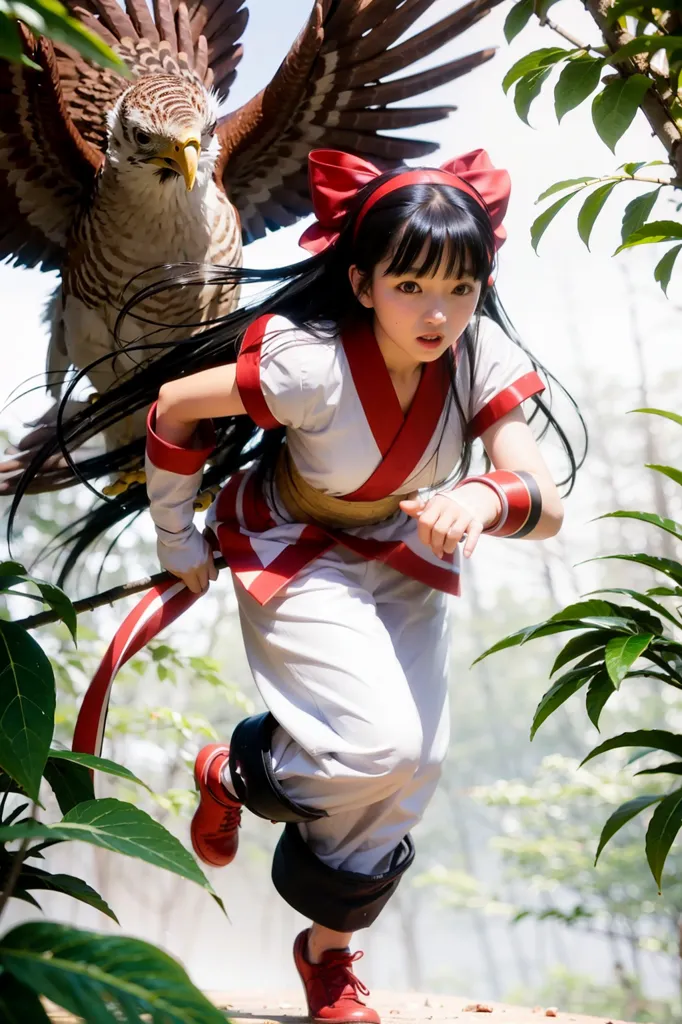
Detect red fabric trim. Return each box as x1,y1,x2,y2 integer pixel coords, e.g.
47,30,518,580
235,314,281,430
469,371,545,439
343,322,449,501
341,319,403,457
145,403,215,475
73,580,201,759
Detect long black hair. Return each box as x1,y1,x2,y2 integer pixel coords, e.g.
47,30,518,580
8,166,587,584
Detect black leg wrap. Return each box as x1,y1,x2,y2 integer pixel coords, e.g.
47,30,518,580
228,713,326,824
272,822,415,931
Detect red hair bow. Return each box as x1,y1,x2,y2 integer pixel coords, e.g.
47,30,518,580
299,148,511,255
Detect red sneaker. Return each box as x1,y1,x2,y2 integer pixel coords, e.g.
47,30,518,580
293,929,380,1023
191,744,242,867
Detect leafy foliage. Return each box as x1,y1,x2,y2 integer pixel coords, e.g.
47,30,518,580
503,0,682,290
0,0,125,71
0,562,226,1021
478,410,682,891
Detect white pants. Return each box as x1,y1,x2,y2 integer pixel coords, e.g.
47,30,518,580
235,547,451,876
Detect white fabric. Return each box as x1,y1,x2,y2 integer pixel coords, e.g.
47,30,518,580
145,455,210,574
256,314,534,496
235,547,451,875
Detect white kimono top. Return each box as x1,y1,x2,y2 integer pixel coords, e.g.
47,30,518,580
196,313,545,605
74,314,544,758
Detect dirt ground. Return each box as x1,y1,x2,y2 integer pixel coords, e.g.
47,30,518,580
47,988,634,1023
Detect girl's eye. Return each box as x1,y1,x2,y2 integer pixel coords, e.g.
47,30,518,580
398,281,421,294
453,283,473,296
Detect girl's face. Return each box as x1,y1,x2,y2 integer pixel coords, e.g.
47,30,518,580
349,248,482,371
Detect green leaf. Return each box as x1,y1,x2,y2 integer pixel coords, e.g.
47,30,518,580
42,758,94,816
6,0,127,72
645,787,682,890
586,670,616,730
530,667,597,739
577,181,619,249
594,794,664,863
551,599,615,620
0,14,39,68
0,569,77,641
620,187,661,244
0,921,227,1023
0,561,28,590
633,408,682,427
620,160,648,175
554,55,603,121
0,798,220,900
607,34,682,64
616,219,682,253
581,729,682,767
48,750,151,791
646,463,682,488
654,243,682,295
604,633,654,687
599,509,682,541
13,864,118,922
503,47,572,93
536,177,598,203
550,629,618,675
586,552,682,586
592,75,652,152
0,973,52,1024
514,67,552,125
0,620,55,802
504,0,533,43
474,617,609,663
530,188,585,252
588,588,681,630
635,761,682,777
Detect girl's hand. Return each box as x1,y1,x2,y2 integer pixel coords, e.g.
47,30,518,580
400,482,502,560
157,526,219,594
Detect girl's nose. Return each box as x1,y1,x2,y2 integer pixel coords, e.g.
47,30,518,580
424,310,447,324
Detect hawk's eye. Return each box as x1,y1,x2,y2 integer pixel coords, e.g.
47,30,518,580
134,128,151,146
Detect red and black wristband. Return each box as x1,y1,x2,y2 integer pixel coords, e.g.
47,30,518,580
455,470,542,538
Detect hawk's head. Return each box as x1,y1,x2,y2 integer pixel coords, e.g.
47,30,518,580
106,74,220,191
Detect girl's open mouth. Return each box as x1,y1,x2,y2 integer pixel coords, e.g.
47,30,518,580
416,333,444,346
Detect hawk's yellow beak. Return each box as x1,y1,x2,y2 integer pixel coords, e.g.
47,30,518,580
151,134,201,190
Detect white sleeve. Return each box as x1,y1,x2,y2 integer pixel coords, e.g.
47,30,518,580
466,318,545,438
235,314,332,431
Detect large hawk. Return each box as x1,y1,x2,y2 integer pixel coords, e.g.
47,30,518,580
0,0,501,496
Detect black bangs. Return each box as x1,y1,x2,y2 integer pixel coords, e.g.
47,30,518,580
358,184,495,282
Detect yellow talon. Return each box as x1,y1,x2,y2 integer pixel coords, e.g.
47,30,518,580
193,487,218,512
103,469,147,497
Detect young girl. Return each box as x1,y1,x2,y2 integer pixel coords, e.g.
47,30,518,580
74,148,581,1023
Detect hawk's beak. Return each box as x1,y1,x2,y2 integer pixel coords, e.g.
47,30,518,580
151,134,201,190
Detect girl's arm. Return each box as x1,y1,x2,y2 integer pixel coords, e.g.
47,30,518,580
400,406,564,560
155,363,247,446
146,364,248,595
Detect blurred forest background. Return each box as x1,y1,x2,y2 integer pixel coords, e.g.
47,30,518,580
1,0,682,1021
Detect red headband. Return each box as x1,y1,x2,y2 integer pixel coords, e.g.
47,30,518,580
299,148,511,256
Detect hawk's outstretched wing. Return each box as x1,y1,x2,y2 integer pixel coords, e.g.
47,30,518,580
216,0,503,243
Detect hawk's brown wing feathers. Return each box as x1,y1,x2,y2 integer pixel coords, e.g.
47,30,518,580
0,28,102,272
216,0,503,243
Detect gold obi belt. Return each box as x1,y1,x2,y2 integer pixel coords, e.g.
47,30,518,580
275,446,406,530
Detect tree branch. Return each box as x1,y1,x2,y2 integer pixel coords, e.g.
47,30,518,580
14,557,227,632
582,0,682,180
